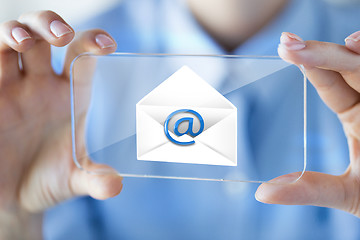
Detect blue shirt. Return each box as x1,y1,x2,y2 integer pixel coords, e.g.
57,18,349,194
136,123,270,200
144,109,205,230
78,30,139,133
46,0,360,239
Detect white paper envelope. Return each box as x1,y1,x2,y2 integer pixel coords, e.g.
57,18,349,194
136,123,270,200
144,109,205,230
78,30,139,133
136,66,237,166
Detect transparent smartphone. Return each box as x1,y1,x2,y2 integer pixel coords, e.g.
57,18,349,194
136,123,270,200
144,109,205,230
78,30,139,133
70,53,307,183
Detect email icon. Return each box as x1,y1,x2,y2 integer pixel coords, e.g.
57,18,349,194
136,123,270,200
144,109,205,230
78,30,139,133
136,65,237,166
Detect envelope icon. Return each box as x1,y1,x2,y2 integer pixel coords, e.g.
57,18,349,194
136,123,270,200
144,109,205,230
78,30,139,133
136,66,237,166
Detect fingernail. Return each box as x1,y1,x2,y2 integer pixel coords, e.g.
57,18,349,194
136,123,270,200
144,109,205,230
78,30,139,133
279,32,306,51
95,34,116,49
12,27,31,43
345,31,360,43
50,20,73,38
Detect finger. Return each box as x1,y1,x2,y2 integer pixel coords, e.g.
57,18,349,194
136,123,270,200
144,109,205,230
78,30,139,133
18,11,74,46
18,11,74,75
0,21,35,84
278,32,360,114
345,31,360,55
0,20,34,52
255,171,351,213
278,32,360,73
303,67,360,114
62,29,117,78
70,162,123,200
278,32,360,93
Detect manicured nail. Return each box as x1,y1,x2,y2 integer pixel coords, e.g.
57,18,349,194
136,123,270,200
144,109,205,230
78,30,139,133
12,27,31,43
95,34,115,49
279,32,306,51
50,20,73,38
345,31,360,43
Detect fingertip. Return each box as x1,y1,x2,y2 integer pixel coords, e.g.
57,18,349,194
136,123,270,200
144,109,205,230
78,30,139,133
90,33,117,56
88,172,123,200
95,33,116,50
279,32,306,51
255,182,296,205
277,34,306,66
255,172,304,205
50,20,73,38
17,11,75,47
255,183,282,204
254,185,267,203
49,20,75,47
61,30,117,77
73,30,117,55
277,44,295,64
12,27,31,43
277,44,305,66
345,31,360,55
278,32,328,68
0,21,35,52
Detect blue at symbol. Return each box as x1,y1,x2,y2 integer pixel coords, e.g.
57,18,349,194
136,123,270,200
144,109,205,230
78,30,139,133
164,109,204,146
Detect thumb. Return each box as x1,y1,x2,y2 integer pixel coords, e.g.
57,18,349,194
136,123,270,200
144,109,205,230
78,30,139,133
70,162,123,200
255,171,350,211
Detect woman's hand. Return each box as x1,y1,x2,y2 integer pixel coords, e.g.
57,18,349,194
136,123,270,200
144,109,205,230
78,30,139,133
0,11,122,239
256,31,360,217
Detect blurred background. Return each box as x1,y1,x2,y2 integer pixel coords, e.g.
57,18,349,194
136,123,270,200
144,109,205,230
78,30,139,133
0,0,122,24
0,0,359,24
1,0,360,240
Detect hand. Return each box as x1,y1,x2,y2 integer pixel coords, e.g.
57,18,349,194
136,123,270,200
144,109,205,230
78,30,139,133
255,31,360,217
0,11,123,239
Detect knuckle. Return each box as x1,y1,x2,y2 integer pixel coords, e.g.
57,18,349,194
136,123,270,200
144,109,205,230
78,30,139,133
37,10,59,21
19,10,62,24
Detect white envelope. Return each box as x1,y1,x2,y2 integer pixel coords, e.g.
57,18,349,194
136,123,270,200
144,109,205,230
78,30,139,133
136,65,237,166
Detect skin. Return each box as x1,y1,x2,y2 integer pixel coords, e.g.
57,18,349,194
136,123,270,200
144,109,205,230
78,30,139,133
186,0,288,52
256,32,360,216
1,1,360,239
0,11,123,239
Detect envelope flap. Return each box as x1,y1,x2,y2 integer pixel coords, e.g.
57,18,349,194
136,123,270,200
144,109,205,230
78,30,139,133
137,66,235,109
137,105,234,132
